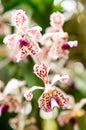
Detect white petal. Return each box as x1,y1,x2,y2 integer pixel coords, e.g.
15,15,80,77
59,75,69,84
68,40,78,47
4,78,26,95
51,98,59,109
51,74,60,85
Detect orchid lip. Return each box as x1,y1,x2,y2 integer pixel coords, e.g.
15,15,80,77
61,43,70,50
19,39,30,48
51,98,59,109
0,104,9,115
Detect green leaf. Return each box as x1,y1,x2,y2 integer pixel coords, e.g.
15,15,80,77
23,0,53,31
2,0,23,12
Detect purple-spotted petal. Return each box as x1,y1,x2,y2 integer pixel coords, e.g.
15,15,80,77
52,88,69,109
11,9,28,29
16,38,41,62
27,40,41,56
27,26,42,41
34,63,49,84
24,86,44,101
50,12,64,30
38,93,52,112
24,90,33,101
16,46,29,62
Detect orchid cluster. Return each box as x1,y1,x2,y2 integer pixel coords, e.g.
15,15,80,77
1,7,86,130
3,9,78,63
3,9,77,112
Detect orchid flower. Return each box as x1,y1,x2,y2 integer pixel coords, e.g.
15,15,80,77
0,78,27,115
48,37,78,60
3,9,42,62
24,63,69,112
15,34,41,62
57,96,86,130
0,93,22,113
41,31,78,60
40,12,78,60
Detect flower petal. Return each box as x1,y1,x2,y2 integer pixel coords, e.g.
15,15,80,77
52,88,69,109
11,9,28,29
27,26,42,41
4,78,26,95
24,90,33,101
16,37,41,62
34,63,49,84
67,40,78,47
38,93,52,112
24,86,44,101
50,12,64,30
3,34,18,49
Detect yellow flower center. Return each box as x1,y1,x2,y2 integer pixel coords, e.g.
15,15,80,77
75,110,84,117
48,89,53,95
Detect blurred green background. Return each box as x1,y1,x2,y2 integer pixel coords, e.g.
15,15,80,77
0,0,86,130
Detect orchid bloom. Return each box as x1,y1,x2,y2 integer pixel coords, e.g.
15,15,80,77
0,78,27,116
41,30,78,60
0,93,22,114
49,34,78,60
15,34,41,62
40,11,78,60
57,96,86,130
24,63,69,112
3,9,41,62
